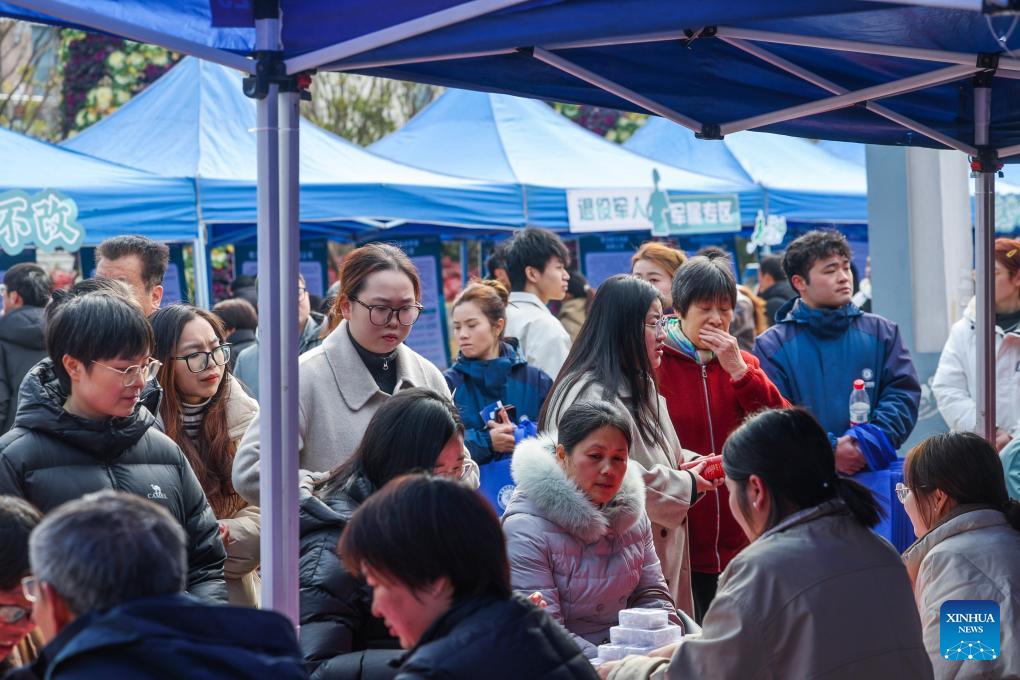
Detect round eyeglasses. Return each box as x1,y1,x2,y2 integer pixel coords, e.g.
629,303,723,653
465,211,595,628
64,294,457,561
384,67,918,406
91,358,162,387
0,604,31,624
175,344,232,373
350,297,423,326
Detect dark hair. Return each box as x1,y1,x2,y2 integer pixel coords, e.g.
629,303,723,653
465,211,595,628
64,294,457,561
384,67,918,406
3,263,52,308
212,298,258,332
230,275,256,293
782,230,852,283
452,280,509,337
540,275,669,454
759,254,787,282
504,228,569,291
151,304,245,518
565,269,589,300
723,408,882,530
0,496,42,590
46,293,154,393
672,253,738,316
340,474,511,601
318,388,464,498
905,432,1020,531
558,401,632,452
485,245,508,280
45,277,137,327
29,491,186,616
97,235,170,291
334,243,421,320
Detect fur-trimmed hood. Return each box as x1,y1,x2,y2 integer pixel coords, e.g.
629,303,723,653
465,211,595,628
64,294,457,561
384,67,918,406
505,434,645,544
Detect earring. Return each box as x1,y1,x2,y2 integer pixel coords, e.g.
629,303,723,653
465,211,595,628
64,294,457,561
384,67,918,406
752,501,759,509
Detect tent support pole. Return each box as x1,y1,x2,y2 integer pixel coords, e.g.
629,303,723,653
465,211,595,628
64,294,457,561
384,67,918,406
973,80,997,443
720,36,978,155
999,142,1020,159
193,223,211,308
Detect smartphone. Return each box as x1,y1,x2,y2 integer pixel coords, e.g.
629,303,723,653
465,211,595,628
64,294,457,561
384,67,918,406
501,404,517,423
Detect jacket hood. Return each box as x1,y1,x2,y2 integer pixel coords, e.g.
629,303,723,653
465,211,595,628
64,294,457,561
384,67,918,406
451,341,526,387
0,306,45,350
299,473,373,537
51,594,302,676
760,279,796,302
776,297,862,339
13,358,157,458
507,434,645,544
901,505,1008,581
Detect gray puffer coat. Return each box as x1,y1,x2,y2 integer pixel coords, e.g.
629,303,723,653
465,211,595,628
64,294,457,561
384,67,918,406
502,435,679,658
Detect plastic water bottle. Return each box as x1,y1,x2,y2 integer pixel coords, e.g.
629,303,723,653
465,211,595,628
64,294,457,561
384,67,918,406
849,379,870,425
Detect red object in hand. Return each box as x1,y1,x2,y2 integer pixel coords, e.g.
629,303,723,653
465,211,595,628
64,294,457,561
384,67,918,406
680,454,725,481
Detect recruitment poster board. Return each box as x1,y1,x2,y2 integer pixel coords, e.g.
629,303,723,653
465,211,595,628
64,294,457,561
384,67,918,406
579,233,649,288
0,250,37,286
234,239,330,297
361,235,450,370
80,243,189,306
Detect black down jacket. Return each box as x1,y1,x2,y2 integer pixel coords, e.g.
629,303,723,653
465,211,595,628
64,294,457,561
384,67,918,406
0,306,46,434
394,594,599,680
0,361,227,603
299,474,401,680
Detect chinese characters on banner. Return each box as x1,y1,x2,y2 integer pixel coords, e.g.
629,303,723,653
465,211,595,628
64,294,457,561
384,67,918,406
566,188,741,235
0,189,85,255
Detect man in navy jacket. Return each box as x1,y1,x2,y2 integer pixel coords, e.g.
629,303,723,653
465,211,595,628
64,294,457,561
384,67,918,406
753,230,920,474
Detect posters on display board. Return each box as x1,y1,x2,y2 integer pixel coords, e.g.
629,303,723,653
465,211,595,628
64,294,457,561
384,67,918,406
80,243,190,306
361,235,450,370
234,240,329,298
578,233,649,289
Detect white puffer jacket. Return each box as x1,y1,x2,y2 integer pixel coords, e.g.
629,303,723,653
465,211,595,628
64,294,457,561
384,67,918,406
932,300,1020,435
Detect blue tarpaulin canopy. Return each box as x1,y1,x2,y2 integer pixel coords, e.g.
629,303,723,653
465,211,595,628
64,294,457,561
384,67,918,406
0,125,197,245
369,88,757,228
624,117,867,223
61,57,526,234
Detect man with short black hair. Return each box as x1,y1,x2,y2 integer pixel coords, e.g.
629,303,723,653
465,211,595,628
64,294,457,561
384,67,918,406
503,228,572,379
0,265,51,433
7,491,306,680
757,253,796,327
95,235,169,316
753,230,920,474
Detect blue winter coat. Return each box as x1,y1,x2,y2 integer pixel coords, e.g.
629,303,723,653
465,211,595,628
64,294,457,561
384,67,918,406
444,341,552,465
752,298,921,449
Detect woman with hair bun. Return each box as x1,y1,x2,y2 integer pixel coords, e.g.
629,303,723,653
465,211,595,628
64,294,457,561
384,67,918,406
900,431,1020,679
599,408,932,680
445,280,552,466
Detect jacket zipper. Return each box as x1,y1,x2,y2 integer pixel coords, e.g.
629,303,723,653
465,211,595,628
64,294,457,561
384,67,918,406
105,464,117,490
699,363,722,573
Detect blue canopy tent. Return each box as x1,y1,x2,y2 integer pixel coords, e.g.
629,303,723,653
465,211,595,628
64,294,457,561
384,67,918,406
7,0,1017,620
624,117,867,224
369,88,758,227
0,125,196,248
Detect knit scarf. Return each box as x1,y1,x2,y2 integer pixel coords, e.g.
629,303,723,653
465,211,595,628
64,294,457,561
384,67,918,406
663,317,715,365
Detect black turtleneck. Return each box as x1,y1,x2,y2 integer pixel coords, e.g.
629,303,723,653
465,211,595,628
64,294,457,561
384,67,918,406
347,325,399,394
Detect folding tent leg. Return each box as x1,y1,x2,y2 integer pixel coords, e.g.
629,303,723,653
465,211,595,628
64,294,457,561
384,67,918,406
973,83,996,443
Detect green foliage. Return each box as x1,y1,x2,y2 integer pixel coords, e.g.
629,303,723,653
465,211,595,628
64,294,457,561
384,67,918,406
552,102,647,144
0,21,62,141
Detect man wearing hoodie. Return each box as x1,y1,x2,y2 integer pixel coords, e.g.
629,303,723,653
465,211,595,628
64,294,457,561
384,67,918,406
753,230,920,475
756,254,796,327
3,491,306,680
0,264,51,434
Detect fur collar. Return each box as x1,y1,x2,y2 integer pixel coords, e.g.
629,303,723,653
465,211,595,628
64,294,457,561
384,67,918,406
508,434,645,544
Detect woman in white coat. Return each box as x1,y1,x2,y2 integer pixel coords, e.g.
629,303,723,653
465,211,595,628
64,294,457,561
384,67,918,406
900,431,1020,679
933,238,1020,451
539,275,719,617
600,408,933,680
233,243,477,505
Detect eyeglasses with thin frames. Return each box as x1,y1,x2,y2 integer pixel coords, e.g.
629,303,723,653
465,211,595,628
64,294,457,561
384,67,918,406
174,344,232,373
894,482,928,503
91,358,162,387
20,575,39,603
644,317,670,332
349,297,424,326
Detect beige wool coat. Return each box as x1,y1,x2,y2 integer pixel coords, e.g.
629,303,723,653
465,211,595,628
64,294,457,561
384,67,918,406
233,321,478,506
544,374,700,616
222,375,261,607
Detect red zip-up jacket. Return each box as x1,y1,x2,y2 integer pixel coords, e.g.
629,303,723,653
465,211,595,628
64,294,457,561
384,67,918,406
657,346,789,574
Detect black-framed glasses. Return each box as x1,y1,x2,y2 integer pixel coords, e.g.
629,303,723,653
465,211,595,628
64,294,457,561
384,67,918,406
350,297,423,326
175,344,232,373
0,604,31,624
91,358,162,387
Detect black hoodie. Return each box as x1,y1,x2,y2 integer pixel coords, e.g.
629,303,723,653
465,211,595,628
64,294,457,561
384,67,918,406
0,361,227,603
0,306,46,433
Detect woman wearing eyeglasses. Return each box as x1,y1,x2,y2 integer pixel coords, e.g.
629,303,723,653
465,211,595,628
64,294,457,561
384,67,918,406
0,292,228,604
233,243,478,506
539,274,720,618
899,432,1020,679
151,304,260,607
0,496,42,675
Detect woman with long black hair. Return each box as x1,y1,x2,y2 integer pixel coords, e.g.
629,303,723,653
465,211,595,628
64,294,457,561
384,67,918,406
539,274,719,616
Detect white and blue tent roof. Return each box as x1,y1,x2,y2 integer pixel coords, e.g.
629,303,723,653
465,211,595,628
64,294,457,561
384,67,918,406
369,88,758,227
0,125,197,245
624,116,867,223
62,57,525,240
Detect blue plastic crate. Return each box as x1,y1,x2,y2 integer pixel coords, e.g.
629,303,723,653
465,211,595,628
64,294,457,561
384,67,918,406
853,459,915,553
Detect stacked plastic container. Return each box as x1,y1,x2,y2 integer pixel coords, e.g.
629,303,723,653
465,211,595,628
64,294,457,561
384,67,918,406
591,608,683,668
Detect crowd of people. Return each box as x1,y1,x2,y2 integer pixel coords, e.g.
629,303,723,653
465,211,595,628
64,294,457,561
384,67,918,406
0,228,1017,679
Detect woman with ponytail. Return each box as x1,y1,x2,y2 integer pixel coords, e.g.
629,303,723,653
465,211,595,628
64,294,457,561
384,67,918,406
599,408,932,680
900,432,1020,679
